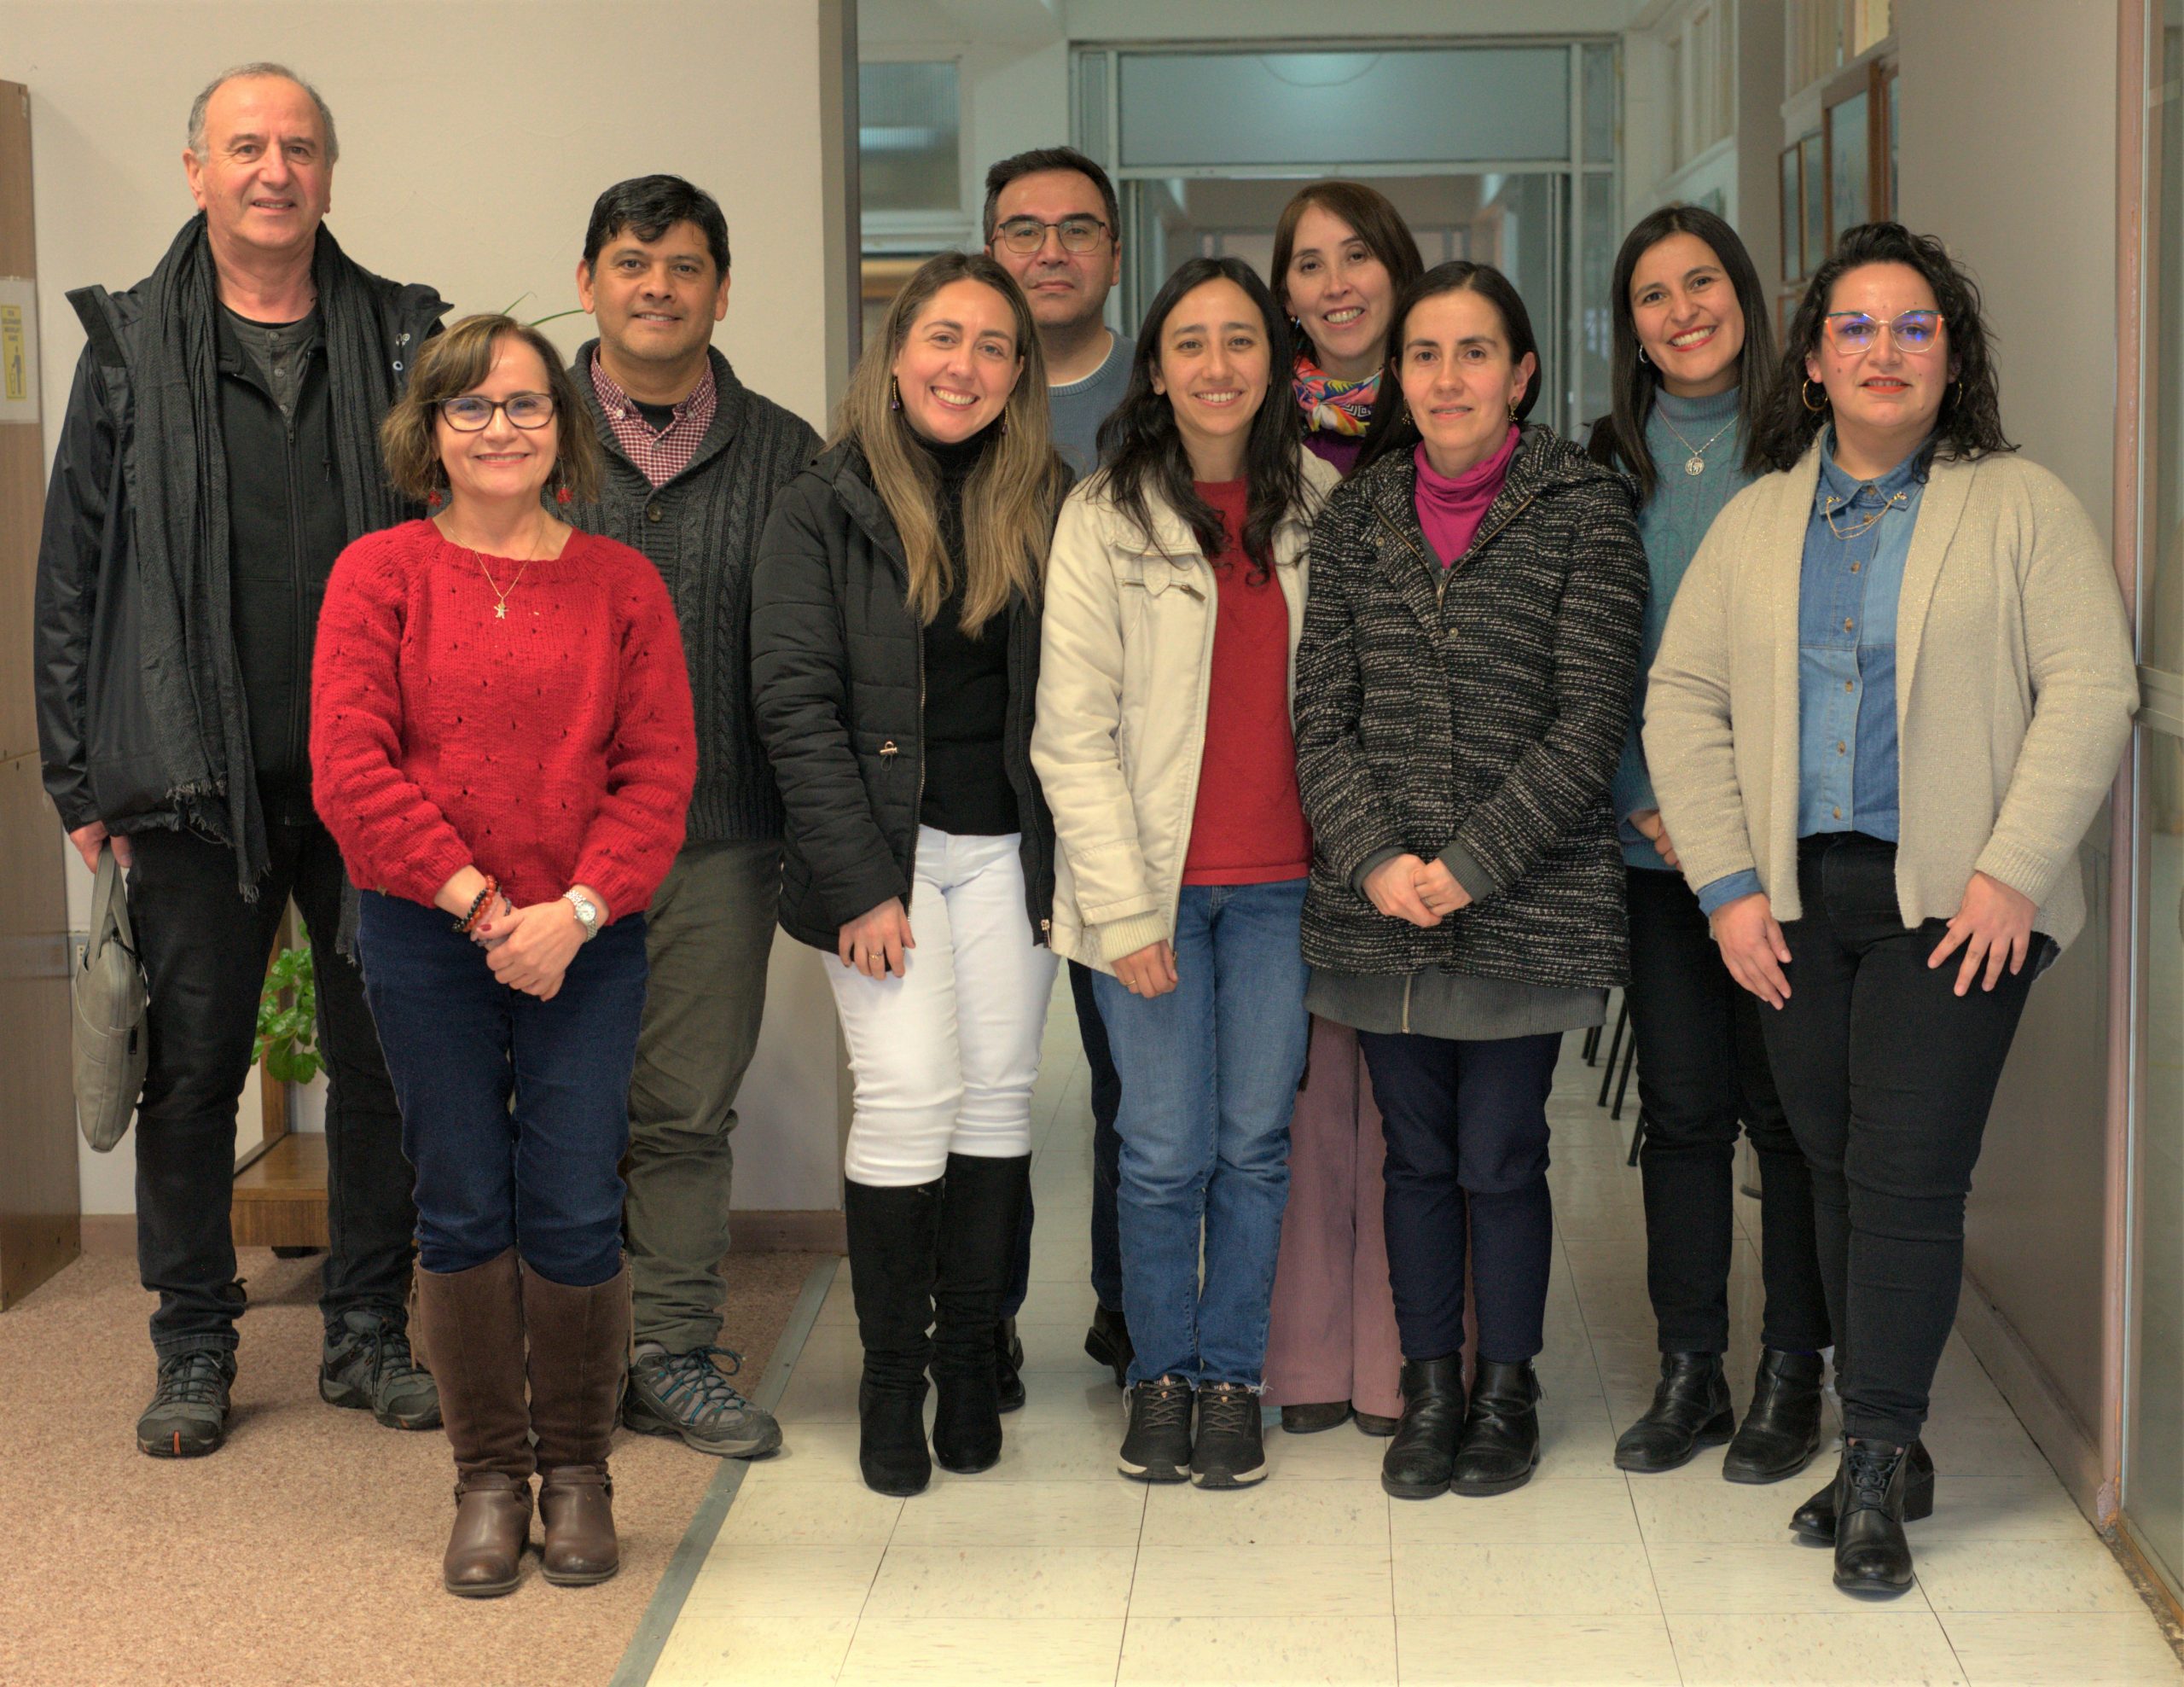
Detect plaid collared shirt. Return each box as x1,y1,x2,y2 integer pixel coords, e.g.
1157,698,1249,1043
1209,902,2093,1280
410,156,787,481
588,351,718,488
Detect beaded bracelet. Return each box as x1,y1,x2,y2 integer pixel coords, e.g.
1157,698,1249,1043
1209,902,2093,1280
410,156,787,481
455,875,499,935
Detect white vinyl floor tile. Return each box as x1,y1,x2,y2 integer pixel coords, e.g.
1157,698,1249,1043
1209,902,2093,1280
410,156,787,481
648,998,2181,1684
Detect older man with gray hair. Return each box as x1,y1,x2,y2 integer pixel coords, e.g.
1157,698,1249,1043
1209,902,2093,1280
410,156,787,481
34,63,447,1457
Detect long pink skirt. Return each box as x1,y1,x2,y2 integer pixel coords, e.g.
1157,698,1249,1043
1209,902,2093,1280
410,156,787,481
1262,1017,1404,1417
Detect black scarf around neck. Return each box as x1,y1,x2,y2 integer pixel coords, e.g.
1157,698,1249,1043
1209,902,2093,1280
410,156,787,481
131,214,415,893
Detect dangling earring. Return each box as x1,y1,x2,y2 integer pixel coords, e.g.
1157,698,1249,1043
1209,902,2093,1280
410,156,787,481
1637,346,1652,366
890,377,903,412
1801,378,1827,414
427,486,444,509
556,485,573,505
1507,399,1520,423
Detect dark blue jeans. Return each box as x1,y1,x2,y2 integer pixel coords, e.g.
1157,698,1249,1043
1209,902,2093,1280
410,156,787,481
1095,879,1310,1388
1359,1029,1561,1364
356,891,648,1287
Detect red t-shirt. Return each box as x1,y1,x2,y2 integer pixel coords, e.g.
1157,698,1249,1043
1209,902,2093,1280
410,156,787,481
1181,480,1311,886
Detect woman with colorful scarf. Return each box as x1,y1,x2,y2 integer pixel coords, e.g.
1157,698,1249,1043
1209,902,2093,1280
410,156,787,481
1259,182,1427,1438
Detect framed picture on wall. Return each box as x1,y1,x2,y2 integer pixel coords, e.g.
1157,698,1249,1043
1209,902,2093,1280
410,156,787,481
1827,85,1872,242
1799,131,1827,271
1780,145,1804,282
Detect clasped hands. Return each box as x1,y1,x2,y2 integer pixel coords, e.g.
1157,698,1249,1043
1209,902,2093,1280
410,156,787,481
435,870,584,1000
1362,853,1472,928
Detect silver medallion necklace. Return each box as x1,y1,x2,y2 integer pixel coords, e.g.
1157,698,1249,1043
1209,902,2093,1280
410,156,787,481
1658,412,1737,477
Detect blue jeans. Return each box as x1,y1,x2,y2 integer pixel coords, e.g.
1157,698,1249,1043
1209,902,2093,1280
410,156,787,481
356,891,648,1286
1094,879,1310,1388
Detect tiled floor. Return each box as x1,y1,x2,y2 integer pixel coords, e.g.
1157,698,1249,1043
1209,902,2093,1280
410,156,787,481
646,981,2183,1685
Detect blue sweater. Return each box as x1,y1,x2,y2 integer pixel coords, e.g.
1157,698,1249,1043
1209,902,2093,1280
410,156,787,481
1612,385,1751,871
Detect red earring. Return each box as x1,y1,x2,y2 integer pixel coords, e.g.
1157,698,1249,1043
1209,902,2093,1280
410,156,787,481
555,486,572,505
427,487,444,509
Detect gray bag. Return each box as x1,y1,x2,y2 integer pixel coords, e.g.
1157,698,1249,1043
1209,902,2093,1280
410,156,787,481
72,847,148,1152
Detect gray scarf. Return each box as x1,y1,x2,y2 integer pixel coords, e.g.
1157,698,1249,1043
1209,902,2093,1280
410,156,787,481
130,214,415,892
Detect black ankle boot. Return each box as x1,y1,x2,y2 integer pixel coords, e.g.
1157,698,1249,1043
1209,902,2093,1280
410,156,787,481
1833,1438,1917,1593
1614,1352,1733,1474
1084,1304,1132,1388
1381,1355,1465,1501
844,1178,943,1497
1451,1359,1542,1497
1792,1440,1934,1540
1722,1349,1826,1484
930,1154,1030,1475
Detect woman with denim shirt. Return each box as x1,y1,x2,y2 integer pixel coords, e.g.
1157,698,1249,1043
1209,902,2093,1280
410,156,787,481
1647,223,2136,1595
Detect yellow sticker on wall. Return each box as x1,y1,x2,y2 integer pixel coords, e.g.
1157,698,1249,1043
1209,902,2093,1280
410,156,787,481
2,303,24,402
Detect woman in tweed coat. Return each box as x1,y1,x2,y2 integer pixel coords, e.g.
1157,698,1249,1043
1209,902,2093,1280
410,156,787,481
1293,261,1647,1501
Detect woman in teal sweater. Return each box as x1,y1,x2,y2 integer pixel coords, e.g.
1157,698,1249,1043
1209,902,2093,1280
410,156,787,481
1586,206,1830,1485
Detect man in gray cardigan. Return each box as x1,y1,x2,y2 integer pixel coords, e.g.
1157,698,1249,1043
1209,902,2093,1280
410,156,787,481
567,176,819,1459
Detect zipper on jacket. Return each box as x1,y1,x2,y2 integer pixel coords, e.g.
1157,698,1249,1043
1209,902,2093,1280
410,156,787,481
1373,492,1538,611
285,404,306,789
1401,971,1414,1035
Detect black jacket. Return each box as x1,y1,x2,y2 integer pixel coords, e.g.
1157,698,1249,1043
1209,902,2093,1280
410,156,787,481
1293,426,1648,990
566,342,821,846
35,273,444,835
749,439,1054,951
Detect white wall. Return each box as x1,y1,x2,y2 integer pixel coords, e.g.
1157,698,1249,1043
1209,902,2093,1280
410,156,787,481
8,0,853,1217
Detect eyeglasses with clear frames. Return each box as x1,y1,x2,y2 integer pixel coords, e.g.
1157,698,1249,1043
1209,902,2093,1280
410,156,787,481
992,215,1111,256
1821,311,1945,355
439,392,557,431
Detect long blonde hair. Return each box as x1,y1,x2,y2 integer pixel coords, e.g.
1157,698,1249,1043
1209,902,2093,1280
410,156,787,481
834,252,1070,633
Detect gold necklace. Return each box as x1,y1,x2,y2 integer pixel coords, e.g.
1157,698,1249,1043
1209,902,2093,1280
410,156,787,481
1658,411,1736,476
1823,488,1908,542
473,548,537,620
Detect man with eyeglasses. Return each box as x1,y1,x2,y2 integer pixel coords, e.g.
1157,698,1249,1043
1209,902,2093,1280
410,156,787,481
35,63,449,1459
980,146,1137,1398
564,175,820,1462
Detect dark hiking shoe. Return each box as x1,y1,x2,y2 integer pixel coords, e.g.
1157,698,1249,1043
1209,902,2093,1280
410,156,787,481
624,1345,783,1458
139,1351,236,1458
321,1309,442,1430
1191,1382,1269,1489
1118,1375,1194,1483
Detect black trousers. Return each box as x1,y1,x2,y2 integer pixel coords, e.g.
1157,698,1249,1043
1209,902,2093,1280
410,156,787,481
127,821,416,1359
1358,1029,1560,1364
1626,867,1829,1356
1759,834,2037,1445
1003,959,1124,1317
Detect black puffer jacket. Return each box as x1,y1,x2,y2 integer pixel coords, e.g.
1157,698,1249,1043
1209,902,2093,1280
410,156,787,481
750,439,1055,951
1294,426,1647,990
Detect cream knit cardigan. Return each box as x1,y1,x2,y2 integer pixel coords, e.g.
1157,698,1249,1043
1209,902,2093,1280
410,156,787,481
1643,443,2136,951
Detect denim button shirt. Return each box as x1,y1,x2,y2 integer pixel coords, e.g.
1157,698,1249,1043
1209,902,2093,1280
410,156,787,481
1696,433,1927,916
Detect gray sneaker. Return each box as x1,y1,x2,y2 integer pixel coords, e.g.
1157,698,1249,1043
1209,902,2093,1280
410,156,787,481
320,1309,442,1430
624,1344,783,1458
138,1351,236,1458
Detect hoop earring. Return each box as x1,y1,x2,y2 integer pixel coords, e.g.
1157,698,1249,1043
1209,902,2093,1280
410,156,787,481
1637,346,1651,366
1801,378,1828,414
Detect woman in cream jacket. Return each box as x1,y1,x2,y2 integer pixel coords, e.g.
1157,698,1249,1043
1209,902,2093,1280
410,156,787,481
1034,255,1337,1492
1646,224,2135,1597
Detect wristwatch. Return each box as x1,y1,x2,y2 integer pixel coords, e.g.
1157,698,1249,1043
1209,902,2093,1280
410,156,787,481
562,887,601,941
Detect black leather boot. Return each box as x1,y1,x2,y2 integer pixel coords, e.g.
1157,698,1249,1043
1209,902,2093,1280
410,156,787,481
1792,1440,1934,1540
1380,1355,1465,1501
1833,1438,1917,1593
1722,1349,1826,1483
1613,1352,1733,1474
931,1154,1030,1475
995,1318,1026,1414
1451,1358,1542,1497
845,1177,944,1497
1084,1304,1133,1388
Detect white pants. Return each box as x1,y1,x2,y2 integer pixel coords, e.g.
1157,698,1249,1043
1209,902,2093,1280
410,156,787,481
830,827,1060,1186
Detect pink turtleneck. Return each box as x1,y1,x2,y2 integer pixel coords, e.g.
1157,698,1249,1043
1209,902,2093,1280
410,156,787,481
1413,424,1519,567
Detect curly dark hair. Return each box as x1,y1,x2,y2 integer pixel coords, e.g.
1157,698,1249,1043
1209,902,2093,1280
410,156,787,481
1093,256,1306,583
1752,221,2014,474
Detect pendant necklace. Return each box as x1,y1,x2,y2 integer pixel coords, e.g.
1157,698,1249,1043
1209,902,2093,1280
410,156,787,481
473,549,537,620
1658,412,1737,477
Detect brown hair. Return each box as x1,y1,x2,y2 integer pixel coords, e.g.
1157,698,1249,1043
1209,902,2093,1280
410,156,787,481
833,252,1071,633
1268,181,1426,363
379,313,602,506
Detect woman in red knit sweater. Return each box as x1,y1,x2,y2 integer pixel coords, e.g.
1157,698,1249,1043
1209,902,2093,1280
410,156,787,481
311,315,694,1599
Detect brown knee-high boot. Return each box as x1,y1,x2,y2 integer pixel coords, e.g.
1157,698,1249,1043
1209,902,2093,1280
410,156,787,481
522,1259,630,1586
414,1249,533,1597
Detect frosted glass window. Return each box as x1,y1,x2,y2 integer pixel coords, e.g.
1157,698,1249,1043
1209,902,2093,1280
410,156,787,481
1584,44,1618,164
1117,49,1571,169
861,61,961,214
